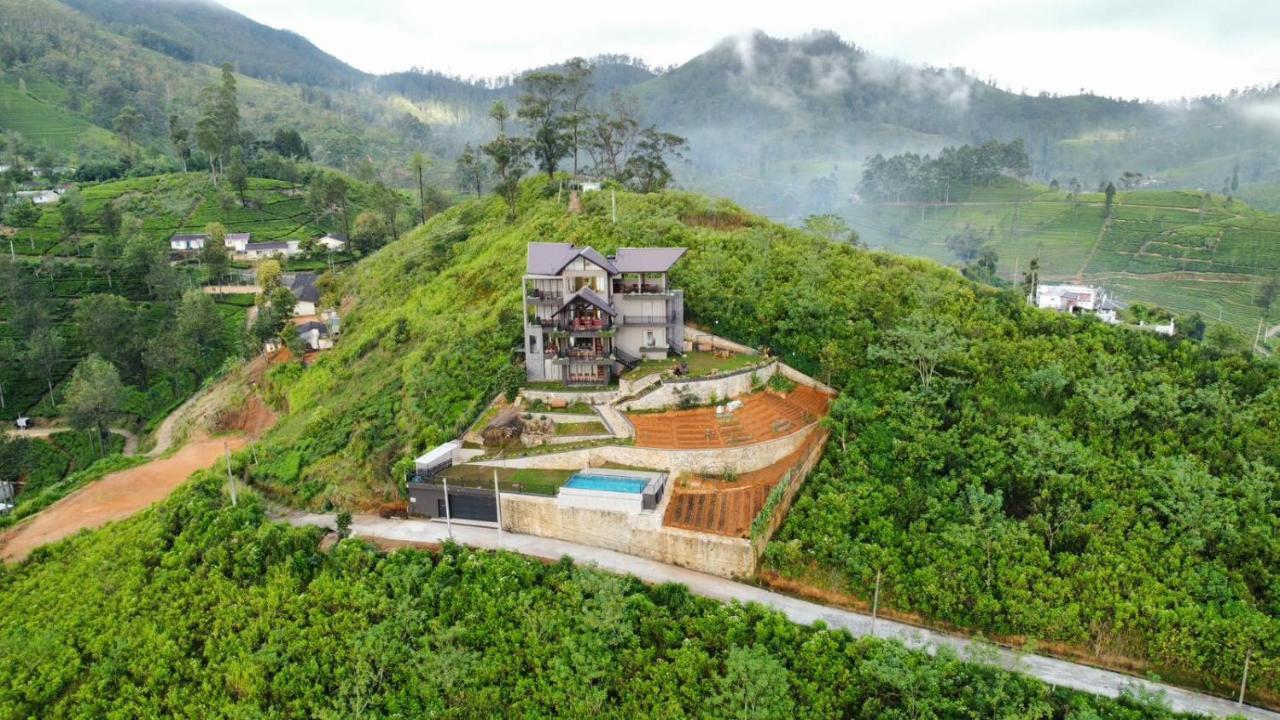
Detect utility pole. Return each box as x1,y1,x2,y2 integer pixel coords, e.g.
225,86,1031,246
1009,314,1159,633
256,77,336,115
611,191,617,223
493,467,503,547
1239,647,1252,706
224,441,237,507
870,568,882,637
442,475,452,539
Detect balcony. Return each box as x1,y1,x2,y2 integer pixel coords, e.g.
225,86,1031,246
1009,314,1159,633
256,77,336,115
560,317,612,333
549,347,614,365
613,282,671,296
525,289,564,303
621,314,674,326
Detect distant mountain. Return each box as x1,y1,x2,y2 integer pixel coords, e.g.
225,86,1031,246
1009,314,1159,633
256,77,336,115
60,0,368,87
3,0,1278,223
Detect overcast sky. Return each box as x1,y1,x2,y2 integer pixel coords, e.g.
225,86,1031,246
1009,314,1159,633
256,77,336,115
219,0,1279,101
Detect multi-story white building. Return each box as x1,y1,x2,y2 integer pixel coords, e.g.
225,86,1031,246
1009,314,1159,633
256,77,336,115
523,242,686,385
1033,283,1122,324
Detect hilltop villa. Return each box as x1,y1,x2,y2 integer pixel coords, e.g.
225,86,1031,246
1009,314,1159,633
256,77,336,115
523,242,686,385
1032,282,1121,324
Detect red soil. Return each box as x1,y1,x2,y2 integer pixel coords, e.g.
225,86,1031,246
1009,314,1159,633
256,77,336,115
629,386,829,450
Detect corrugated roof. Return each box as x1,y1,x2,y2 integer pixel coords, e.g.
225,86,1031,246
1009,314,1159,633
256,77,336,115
247,242,288,251
171,234,207,242
554,287,616,316
613,247,687,273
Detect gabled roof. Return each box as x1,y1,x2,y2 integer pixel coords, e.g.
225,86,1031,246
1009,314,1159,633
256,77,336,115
226,232,251,242
171,234,208,242
246,241,289,251
612,247,687,273
553,287,616,316
297,320,329,336
289,272,319,303
526,242,618,275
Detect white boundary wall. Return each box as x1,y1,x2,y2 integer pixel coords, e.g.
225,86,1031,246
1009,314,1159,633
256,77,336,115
473,422,818,475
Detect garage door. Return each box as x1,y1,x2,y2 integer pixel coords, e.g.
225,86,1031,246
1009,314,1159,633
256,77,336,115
437,493,497,522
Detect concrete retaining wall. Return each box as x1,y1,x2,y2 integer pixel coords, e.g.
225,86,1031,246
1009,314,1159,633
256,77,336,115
521,388,619,406
473,423,818,475
777,362,837,395
501,494,756,578
618,362,776,412
617,372,662,399
683,325,759,356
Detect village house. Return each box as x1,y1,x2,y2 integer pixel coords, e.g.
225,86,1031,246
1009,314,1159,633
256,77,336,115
169,234,207,252
523,242,685,385
288,272,320,316
316,233,347,251
240,240,301,260
168,231,252,253
1032,283,1121,324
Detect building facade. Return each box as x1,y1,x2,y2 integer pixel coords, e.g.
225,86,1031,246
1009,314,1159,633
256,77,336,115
1033,283,1121,324
523,243,686,385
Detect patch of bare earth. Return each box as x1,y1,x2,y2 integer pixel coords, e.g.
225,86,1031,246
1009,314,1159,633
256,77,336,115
0,355,282,562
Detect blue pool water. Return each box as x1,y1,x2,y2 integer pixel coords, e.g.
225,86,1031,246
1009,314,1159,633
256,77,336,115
564,473,647,493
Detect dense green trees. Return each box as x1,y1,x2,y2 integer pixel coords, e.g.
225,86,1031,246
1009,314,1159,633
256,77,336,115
0,474,1197,718
255,181,1280,697
860,140,1031,202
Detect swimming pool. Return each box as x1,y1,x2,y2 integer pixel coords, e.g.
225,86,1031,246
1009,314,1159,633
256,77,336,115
564,473,648,494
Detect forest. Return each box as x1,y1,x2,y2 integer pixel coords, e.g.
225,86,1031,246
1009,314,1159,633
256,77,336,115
0,471,1199,718
858,140,1032,203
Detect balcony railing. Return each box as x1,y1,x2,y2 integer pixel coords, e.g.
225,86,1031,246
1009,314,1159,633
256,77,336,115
526,289,563,302
561,317,611,332
613,283,669,295
622,314,674,326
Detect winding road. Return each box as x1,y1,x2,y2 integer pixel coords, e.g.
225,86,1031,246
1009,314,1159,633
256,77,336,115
5,426,140,456
280,511,1279,720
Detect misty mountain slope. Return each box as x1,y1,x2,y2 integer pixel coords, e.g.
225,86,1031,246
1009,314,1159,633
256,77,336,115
846,179,1280,334
59,0,368,87
0,0,443,175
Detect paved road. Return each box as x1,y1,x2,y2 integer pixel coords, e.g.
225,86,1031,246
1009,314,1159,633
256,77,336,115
282,512,1276,720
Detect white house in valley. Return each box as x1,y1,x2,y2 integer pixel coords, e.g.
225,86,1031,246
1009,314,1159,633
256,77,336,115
1032,283,1121,324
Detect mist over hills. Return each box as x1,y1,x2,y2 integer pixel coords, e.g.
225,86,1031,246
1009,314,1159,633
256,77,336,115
3,0,1280,219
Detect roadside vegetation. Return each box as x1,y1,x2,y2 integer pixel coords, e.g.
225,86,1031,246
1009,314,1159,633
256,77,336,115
0,473,1198,719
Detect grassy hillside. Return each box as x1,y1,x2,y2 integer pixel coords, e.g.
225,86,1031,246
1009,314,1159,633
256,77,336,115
252,179,1280,700
61,0,367,88
845,181,1280,334
0,73,118,153
0,0,438,175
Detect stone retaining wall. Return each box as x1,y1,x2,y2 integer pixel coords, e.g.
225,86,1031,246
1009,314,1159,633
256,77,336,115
520,388,619,406
474,423,819,475
618,362,776,412
501,495,756,578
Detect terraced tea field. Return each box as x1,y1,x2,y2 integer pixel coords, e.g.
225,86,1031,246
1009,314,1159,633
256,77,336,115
845,184,1280,334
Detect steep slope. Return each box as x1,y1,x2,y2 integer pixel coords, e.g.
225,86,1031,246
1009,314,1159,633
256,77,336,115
60,0,368,87
0,0,433,173
253,178,1280,701
846,180,1280,334
0,472,1195,718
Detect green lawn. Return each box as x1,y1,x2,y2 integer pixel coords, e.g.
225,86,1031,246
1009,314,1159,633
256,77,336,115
554,421,607,436
626,350,761,379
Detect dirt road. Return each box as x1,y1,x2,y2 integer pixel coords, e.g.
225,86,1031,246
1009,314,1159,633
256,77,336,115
0,436,247,561
0,355,278,562
5,427,140,456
